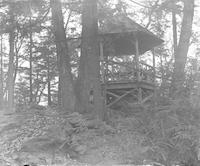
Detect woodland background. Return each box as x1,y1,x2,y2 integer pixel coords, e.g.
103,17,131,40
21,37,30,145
0,0,200,166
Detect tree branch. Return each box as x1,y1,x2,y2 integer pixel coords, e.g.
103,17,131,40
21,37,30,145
145,0,160,29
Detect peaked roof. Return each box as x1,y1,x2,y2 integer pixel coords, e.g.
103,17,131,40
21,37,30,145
99,15,149,34
99,15,164,56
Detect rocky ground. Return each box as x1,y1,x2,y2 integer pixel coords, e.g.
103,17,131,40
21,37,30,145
0,108,146,166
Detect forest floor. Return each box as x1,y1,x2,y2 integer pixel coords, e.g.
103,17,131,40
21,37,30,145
0,106,150,166
0,96,199,166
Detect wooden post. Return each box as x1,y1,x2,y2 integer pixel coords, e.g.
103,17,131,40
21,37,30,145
105,53,109,84
135,38,140,81
100,41,107,120
104,54,110,121
134,36,142,103
100,41,105,83
152,48,156,106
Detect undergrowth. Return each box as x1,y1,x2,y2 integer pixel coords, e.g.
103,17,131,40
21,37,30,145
0,106,148,166
0,95,200,166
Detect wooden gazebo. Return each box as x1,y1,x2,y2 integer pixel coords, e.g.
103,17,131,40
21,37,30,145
98,15,163,108
68,15,163,109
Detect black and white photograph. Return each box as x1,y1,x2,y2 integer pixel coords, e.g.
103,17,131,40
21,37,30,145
0,0,199,165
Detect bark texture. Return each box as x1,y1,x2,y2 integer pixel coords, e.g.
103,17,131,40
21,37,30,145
0,35,3,108
7,14,15,111
76,0,103,118
47,54,51,106
172,11,177,57
50,0,75,112
29,17,33,103
171,0,194,96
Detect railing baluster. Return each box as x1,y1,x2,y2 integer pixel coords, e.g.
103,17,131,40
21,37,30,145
102,59,158,84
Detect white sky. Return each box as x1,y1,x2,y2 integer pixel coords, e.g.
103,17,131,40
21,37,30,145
126,0,200,58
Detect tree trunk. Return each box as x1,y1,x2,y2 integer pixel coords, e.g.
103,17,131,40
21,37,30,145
50,0,75,112
14,44,19,85
0,35,3,108
47,54,51,106
7,13,15,112
172,11,177,57
75,0,103,119
29,17,33,104
171,0,194,96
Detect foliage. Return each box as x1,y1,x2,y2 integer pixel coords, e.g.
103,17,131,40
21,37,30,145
0,94,200,165
0,105,155,165
104,92,200,166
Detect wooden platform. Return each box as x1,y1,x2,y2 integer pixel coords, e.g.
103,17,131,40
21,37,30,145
100,55,157,108
102,80,155,91
102,80,155,108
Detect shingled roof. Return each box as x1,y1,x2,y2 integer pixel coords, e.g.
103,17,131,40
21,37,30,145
99,15,164,56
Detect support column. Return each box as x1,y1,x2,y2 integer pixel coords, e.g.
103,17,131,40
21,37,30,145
134,37,142,103
100,41,105,83
152,48,157,106
100,41,107,120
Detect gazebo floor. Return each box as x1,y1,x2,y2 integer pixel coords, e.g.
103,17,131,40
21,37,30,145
102,80,155,91
102,80,155,108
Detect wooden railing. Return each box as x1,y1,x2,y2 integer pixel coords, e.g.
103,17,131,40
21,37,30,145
101,60,155,83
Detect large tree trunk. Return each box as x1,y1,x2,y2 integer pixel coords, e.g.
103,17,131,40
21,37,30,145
7,13,15,112
29,17,33,104
47,54,51,106
50,0,75,112
0,35,4,108
171,0,194,96
75,0,103,119
172,11,177,57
